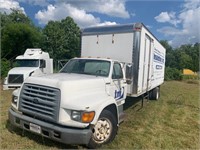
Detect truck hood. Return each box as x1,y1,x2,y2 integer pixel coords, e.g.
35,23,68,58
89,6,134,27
25,73,109,110
8,67,38,75
25,73,107,89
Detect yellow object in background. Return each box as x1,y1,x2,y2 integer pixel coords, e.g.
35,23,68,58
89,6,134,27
183,69,197,75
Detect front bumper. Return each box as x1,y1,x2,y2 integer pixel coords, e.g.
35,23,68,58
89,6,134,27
3,84,21,90
9,108,92,145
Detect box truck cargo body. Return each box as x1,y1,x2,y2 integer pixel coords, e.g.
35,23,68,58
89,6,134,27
8,23,166,148
82,23,165,97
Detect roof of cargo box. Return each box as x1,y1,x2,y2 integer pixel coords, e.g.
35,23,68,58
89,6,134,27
81,23,144,35
82,23,162,43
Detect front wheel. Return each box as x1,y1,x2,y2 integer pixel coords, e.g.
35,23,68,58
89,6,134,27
87,110,118,148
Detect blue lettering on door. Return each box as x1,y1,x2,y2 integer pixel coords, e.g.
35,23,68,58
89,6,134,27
115,87,124,100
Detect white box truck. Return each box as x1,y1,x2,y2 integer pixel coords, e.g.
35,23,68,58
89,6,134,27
3,48,53,90
9,23,166,148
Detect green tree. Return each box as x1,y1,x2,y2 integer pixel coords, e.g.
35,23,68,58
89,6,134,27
160,40,173,52
1,9,43,60
180,43,199,72
8,9,31,24
174,43,199,72
192,43,200,72
160,40,177,68
42,17,80,61
1,9,31,28
176,50,193,70
2,23,42,59
61,17,80,58
42,21,66,60
1,58,11,77
160,40,199,80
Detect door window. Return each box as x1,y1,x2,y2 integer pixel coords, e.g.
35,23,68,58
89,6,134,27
112,63,123,79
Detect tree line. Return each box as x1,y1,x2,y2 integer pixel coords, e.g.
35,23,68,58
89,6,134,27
1,9,199,79
160,41,199,80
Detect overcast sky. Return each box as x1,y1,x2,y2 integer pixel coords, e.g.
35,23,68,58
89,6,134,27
0,0,200,47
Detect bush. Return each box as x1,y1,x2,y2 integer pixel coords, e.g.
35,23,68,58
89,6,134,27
1,58,11,78
182,75,200,80
165,67,182,81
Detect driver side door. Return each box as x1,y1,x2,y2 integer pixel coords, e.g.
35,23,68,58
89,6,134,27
109,62,127,105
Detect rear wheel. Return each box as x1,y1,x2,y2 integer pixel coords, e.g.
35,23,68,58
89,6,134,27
87,110,118,148
149,86,160,100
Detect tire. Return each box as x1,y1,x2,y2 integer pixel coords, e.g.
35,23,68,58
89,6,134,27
87,110,118,148
149,86,160,100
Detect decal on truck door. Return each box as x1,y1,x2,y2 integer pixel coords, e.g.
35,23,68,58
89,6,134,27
114,87,124,100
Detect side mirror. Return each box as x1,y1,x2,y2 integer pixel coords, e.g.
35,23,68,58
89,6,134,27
40,59,46,68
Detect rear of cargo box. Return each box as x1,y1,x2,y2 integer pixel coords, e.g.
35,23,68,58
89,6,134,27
133,24,166,97
81,23,166,97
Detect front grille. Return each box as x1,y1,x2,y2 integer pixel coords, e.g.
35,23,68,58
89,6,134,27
19,83,60,122
8,74,23,84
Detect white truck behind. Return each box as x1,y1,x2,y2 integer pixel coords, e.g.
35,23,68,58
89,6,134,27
9,23,166,148
3,48,53,90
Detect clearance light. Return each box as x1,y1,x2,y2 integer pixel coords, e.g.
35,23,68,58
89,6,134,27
134,27,141,31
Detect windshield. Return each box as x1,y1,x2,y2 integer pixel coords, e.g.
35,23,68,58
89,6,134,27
60,59,110,77
13,59,39,67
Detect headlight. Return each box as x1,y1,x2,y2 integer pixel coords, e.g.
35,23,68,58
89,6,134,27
71,110,95,123
12,95,18,106
12,88,20,108
4,77,8,84
71,111,81,121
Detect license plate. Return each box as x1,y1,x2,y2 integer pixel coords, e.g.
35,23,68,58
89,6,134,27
30,123,41,134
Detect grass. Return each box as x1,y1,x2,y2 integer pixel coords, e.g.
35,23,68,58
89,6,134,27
0,81,199,149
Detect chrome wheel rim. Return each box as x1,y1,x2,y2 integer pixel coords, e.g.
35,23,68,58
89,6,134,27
92,118,112,143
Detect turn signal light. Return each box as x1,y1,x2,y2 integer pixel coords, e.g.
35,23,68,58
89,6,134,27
82,111,95,123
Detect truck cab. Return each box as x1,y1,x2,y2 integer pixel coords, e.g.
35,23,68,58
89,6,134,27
59,58,127,109
9,57,127,148
3,48,53,90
